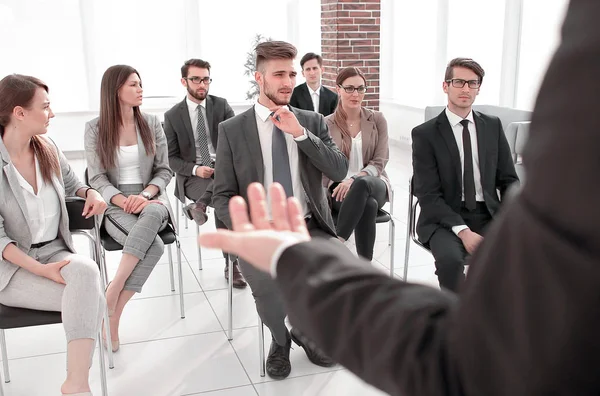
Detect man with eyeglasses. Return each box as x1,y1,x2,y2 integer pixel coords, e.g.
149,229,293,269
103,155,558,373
163,58,247,288
411,57,519,293
289,52,338,116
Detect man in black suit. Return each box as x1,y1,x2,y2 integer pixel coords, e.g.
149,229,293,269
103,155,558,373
411,58,519,292
200,2,600,394
212,41,348,379
163,58,247,288
289,53,338,116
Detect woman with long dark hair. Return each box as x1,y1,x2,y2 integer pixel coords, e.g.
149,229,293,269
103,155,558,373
0,74,107,396
85,65,173,353
323,67,391,261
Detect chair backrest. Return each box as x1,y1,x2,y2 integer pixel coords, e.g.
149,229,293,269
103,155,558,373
424,105,532,131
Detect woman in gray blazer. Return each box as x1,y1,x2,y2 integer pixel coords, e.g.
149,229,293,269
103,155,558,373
0,74,107,396
323,67,391,262
84,65,173,353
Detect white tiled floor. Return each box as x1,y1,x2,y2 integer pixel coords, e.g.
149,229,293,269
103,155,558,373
0,144,439,395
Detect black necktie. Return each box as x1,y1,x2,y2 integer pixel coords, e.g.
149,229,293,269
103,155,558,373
460,119,476,211
271,114,294,198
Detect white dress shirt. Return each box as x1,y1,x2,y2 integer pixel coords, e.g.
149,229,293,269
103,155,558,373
14,156,60,244
346,132,363,179
186,96,216,176
445,107,484,235
117,144,143,185
254,102,310,217
308,85,320,113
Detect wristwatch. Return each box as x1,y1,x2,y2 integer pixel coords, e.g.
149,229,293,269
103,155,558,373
141,191,153,200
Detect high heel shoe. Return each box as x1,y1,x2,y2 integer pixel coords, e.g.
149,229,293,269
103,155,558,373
102,335,120,353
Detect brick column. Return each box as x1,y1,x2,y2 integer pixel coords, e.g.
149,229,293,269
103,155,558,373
321,0,381,110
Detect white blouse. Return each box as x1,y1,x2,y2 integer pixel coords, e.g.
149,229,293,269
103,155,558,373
14,157,60,244
346,131,363,180
117,145,143,185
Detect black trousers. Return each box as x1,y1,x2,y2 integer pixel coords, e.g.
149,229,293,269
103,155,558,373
428,202,492,293
331,176,387,261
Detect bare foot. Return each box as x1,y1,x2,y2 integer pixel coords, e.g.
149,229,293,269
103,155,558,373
61,380,91,395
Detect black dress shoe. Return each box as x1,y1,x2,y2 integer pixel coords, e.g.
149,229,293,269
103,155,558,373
183,202,208,226
266,338,291,379
290,328,335,367
224,259,247,289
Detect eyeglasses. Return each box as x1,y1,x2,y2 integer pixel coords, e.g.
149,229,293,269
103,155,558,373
446,79,481,89
339,85,367,94
185,76,212,85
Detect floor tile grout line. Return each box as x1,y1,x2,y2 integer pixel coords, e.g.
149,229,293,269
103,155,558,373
182,383,259,395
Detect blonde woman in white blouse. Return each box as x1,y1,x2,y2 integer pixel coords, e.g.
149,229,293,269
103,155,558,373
323,67,391,262
0,74,107,396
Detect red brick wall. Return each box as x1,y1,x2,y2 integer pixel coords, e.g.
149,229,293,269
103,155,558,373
321,0,381,110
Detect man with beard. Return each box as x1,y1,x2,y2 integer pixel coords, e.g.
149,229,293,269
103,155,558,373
211,40,348,379
164,58,247,288
411,58,519,293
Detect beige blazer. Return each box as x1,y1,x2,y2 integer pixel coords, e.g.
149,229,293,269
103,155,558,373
323,107,391,200
84,113,175,227
0,137,86,291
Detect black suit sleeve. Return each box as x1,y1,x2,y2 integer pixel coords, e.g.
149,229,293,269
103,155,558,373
330,91,339,115
212,123,237,230
495,121,519,199
277,239,459,396
224,100,235,121
296,114,348,182
290,87,301,109
164,113,194,177
412,127,465,230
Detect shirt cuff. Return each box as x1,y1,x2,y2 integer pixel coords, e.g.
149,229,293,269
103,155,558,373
269,236,304,278
192,165,199,177
452,225,469,236
293,128,308,142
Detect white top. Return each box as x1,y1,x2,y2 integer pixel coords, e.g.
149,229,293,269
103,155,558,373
308,85,320,113
445,107,484,235
346,131,363,179
117,145,143,185
254,102,310,217
187,96,216,177
14,156,60,244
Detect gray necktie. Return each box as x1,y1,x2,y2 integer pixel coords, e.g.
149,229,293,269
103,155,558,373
196,105,212,167
271,117,294,198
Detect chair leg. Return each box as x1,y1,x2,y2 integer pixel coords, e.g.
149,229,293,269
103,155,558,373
196,224,203,271
175,199,180,235
91,240,114,370
176,240,185,319
403,230,411,283
167,245,175,292
0,330,9,383
258,317,265,377
96,331,108,396
227,255,233,340
389,218,396,278
183,201,189,230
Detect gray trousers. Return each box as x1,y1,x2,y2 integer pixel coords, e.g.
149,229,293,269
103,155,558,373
104,184,169,293
238,224,338,346
0,239,105,342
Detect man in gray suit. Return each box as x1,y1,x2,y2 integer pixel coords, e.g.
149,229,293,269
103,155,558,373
164,59,247,288
212,41,348,379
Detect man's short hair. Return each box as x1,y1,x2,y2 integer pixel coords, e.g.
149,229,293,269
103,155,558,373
300,52,323,69
444,58,485,84
181,59,211,78
255,41,298,73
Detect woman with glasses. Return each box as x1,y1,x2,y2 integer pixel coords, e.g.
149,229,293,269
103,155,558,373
84,65,173,353
323,67,391,262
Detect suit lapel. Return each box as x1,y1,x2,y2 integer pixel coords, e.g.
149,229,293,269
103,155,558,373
436,112,463,189
359,108,375,159
241,108,265,184
300,83,314,111
473,111,487,182
177,98,195,149
136,125,150,184
0,142,32,238
205,96,217,148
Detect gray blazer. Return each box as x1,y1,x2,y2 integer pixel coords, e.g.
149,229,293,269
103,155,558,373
0,137,86,291
164,95,235,202
84,113,175,225
212,106,348,236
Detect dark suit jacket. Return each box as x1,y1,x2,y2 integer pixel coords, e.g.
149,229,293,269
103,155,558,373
290,83,338,117
412,110,519,243
212,106,348,236
271,1,600,395
164,95,235,202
